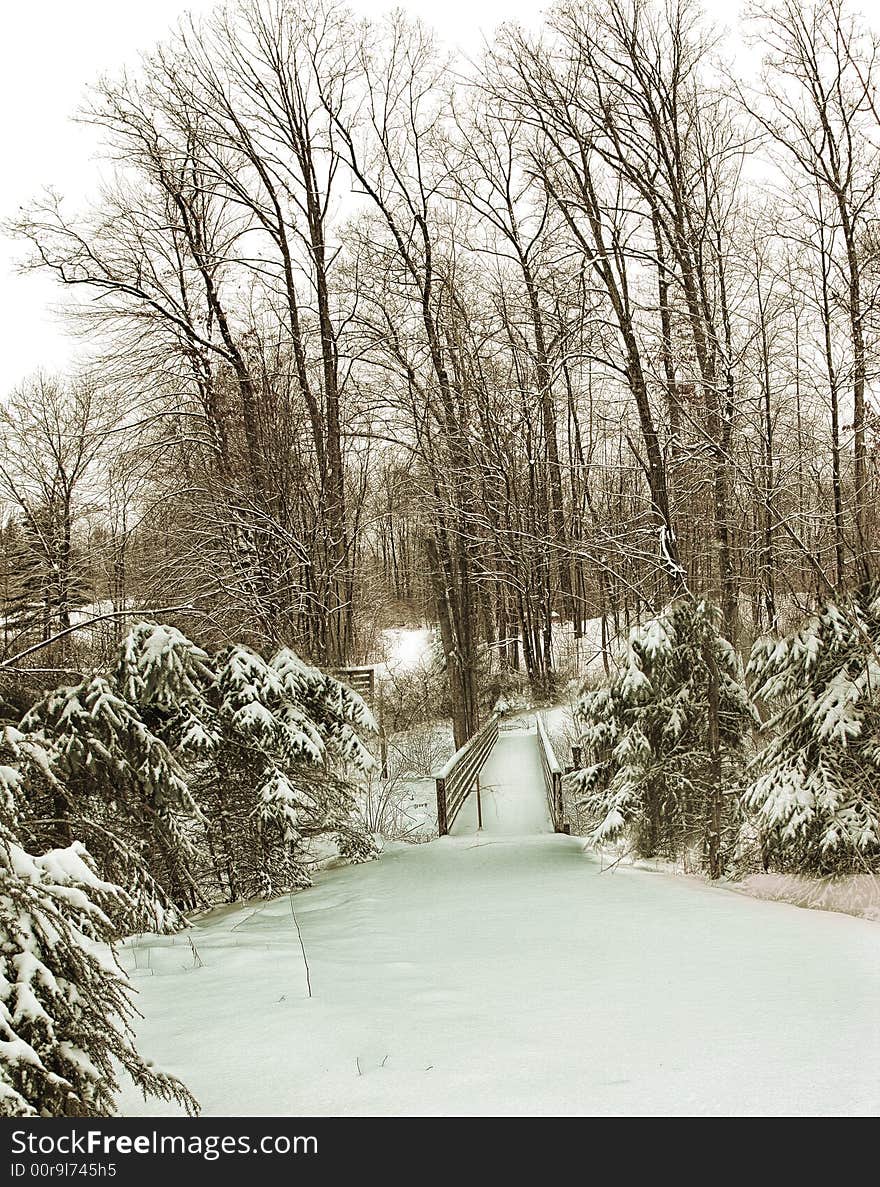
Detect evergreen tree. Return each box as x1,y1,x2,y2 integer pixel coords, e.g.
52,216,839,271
113,622,217,754
745,583,880,874
195,643,378,899
113,624,378,901
574,599,755,871
10,622,378,914
0,760,198,1117
20,674,201,921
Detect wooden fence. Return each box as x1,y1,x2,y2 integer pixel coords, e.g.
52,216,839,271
434,712,501,835
333,666,376,700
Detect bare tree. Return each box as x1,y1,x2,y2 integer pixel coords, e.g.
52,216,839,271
742,0,880,578
0,373,114,651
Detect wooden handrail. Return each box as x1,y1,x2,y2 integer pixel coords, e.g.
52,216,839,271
434,712,501,835
536,713,566,833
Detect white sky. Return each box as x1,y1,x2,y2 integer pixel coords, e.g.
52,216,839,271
0,0,737,397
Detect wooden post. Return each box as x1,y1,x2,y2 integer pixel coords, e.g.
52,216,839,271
379,728,388,779
476,775,483,830
436,776,448,836
378,690,388,779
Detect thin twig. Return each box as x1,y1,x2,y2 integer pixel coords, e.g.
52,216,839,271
288,893,312,998
0,604,199,669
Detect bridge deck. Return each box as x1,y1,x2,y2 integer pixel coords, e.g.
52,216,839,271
450,721,553,836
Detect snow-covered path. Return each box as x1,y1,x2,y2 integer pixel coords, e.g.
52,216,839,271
450,721,553,836
118,830,880,1117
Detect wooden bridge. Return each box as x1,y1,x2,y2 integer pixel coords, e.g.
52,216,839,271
335,665,570,837
433,712,569,837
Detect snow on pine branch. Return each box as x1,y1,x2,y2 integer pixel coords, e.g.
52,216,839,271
744,584,880,871
0,787,198,1117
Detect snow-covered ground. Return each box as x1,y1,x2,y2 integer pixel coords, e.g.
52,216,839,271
551,616,623,679
373,617,620,685
117,728,880,1118
379,626,435,672
735,871,880,923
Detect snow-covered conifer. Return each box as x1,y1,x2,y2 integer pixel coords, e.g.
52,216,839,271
20,677,201,921
745,584,880,873
574,599,754,868
10,622,378,913
271,648,377,768
114,622,217,756
0,769,197,1117
110,625,378,900
201,643,377,898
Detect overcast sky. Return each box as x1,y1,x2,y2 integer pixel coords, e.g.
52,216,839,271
0,0,737,397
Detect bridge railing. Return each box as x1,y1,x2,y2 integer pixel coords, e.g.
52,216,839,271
536,712,567,833
434,712,501,835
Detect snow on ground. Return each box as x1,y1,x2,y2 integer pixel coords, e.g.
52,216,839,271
552,616,622,679
735,872,880,923
117,730,880,1118
69,600,117,624
380,626,435,672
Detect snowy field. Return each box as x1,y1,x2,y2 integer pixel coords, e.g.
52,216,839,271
117,731,880,1118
